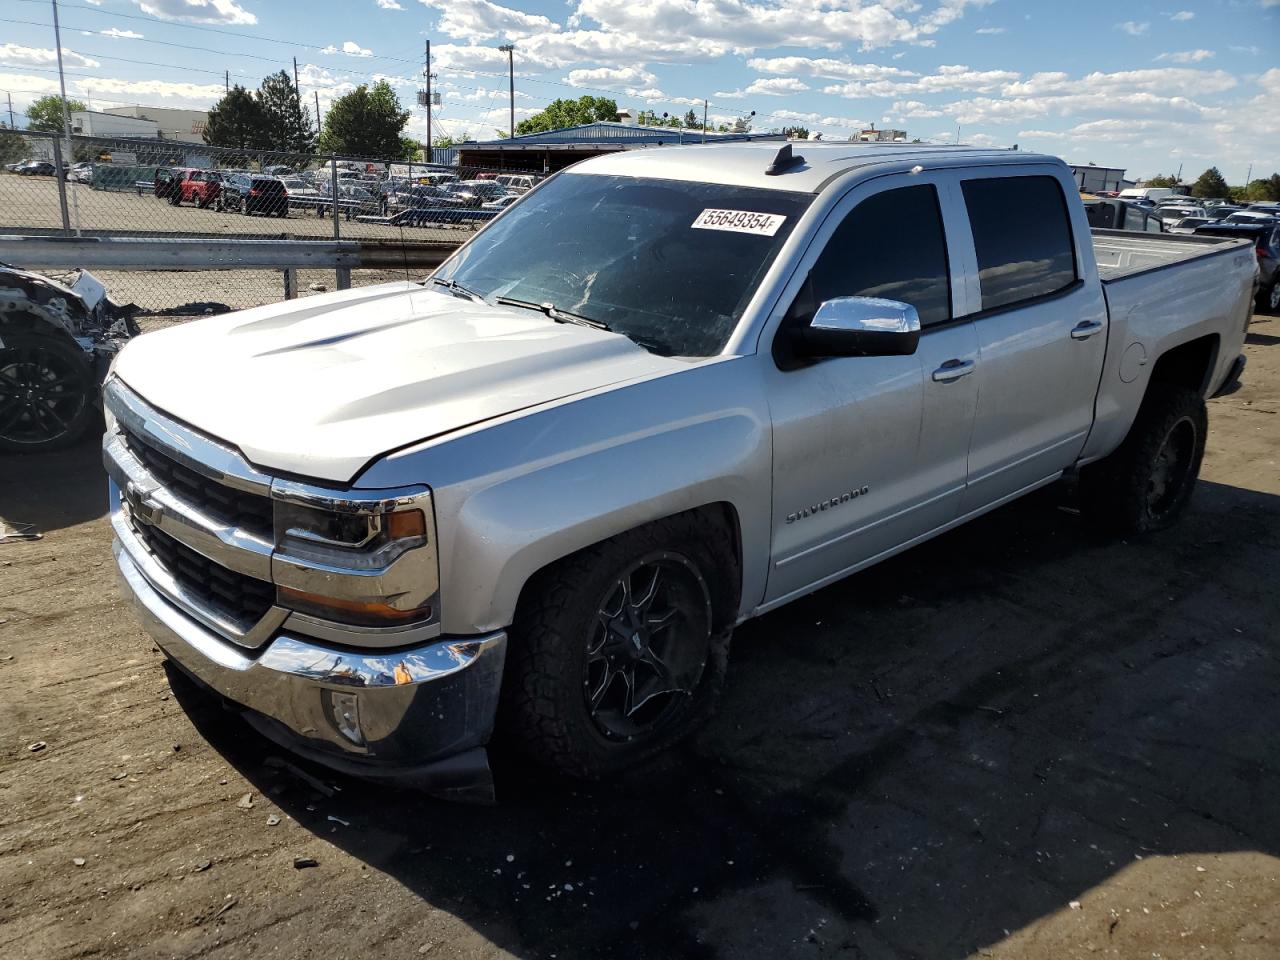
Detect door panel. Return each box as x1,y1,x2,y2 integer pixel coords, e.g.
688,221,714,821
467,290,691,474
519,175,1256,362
763,174,980,605
956,173,1109,512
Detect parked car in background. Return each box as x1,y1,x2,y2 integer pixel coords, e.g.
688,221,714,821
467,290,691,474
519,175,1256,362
155,168,222,207
1205,206,1243,221
1166,216,1212,235
1119,186,1176,204
440,179,509,208
1195,220,1280,312
67,162,94,184
16,160,56,177
241,176,289,217
214,173,253,212
279,176,321,206
386,184,450,214
1154,204,1204,223
1083,198,1164,233
335,183,384,216
1225,211,1280,224
4,157,33,172
263,165,294,177
481,194,520,211
495,173,538,194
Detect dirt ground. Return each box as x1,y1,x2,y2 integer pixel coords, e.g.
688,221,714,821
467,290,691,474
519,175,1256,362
1,313,1278,960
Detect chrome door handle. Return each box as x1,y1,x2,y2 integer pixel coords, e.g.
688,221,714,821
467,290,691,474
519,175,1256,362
932,359,975,383
1070,320,1104,340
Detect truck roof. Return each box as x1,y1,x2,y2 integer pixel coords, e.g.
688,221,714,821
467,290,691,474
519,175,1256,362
571,141,1056,194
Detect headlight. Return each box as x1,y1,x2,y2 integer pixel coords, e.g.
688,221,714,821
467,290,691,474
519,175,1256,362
271,483,439,628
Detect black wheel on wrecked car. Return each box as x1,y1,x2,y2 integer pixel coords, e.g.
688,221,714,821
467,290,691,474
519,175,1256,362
0,331,97,453
500,512,733,779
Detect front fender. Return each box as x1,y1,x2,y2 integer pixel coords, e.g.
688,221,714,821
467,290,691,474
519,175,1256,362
357,358,773,635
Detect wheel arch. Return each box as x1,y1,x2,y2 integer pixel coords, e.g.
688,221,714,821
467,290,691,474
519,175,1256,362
1147,333,1220,398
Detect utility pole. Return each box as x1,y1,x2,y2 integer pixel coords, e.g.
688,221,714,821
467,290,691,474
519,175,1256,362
6,91,14,129
425,40,432,163
292,57,300,90
1245,162,1253,188
702,99,707,143
50,0,79,235
225,69,229,92
498,43,515,139
314,91,322,136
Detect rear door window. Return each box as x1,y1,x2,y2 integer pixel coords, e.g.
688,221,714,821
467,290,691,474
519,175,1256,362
961,175,1078,312
805,184,952,328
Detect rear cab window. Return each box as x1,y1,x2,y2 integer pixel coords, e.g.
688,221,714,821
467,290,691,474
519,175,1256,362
961,175,1078,312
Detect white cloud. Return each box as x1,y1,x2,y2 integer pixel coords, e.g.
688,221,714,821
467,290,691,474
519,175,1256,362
1116,20,1149,35
716,77,811,98
100,27,145,39
136,0,257,25
441,83,533,102
1170,10,1194,20
891,99,944,118
321,40,374,57
432,42,522,74
824,63,1018,98
418,0,559,40
975,26,1006,34
564,66,657,91
1229,45,1260,55
518,31,732,68
376,0,404,7
0,44,100,70
1155,49,1214,63
747,56,915,82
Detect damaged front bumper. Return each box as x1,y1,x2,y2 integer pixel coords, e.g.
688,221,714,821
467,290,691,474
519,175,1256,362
113,535,507,803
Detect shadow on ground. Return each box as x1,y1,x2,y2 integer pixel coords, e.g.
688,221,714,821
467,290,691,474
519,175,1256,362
0,434,107,536
170,477,1280,959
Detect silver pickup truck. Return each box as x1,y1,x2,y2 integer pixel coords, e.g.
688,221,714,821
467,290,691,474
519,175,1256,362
104,143,1254,801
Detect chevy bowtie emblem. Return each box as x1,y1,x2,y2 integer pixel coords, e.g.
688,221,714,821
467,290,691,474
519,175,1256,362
123,480,165,527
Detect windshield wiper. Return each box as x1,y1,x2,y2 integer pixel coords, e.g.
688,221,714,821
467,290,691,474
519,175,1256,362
429,277,486,303
495,296,609,331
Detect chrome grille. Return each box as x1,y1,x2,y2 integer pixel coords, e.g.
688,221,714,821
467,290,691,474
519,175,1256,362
129,516,275,626
122,430,273,540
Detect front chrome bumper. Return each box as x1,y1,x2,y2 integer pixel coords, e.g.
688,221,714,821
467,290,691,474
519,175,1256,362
113,537,507,802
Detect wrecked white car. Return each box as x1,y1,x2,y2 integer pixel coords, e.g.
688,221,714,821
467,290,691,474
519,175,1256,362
0,265,137,453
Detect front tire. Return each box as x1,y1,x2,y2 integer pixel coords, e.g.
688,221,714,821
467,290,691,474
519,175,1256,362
1259,277,1280,316
0,331,97,453
500,514,734,779
1079,383,1207,534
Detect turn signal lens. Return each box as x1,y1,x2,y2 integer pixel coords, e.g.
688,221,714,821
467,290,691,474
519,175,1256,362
279,586,432,625
386,509,426,540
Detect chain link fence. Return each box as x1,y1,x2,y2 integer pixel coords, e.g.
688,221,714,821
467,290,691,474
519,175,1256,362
1,132,537,315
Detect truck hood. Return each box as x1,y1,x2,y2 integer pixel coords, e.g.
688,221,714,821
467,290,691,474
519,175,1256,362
114,282,682,483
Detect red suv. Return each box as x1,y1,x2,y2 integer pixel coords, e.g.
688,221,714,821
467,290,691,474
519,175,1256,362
154,168,222,208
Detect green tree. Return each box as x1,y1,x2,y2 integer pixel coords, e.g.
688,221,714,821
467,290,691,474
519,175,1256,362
1144,174,1179,188
515,95,618,136
732,114,753,133
255,70,314,152
432,133,460,148
683,109,701,129
25,95,86,133
318,81,410,157
0,127,27,164
1191,166,1230,199
635,109,660,126
399,136,422,160
203,85,269,150
782,125,809,140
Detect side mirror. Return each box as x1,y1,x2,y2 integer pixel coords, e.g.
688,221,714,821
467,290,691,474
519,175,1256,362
792,296,922,358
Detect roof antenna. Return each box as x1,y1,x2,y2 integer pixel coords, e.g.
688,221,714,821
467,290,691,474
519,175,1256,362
765,142,805,176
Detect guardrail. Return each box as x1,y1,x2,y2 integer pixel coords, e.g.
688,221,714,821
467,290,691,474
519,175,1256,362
0,235,457,299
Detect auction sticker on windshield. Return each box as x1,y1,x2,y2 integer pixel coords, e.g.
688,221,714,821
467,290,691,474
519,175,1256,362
692,209,787,236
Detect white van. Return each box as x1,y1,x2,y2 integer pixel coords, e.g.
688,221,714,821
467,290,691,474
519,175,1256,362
1118,187,1176,204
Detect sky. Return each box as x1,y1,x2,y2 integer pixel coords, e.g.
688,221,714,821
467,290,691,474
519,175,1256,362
0,0,1277,181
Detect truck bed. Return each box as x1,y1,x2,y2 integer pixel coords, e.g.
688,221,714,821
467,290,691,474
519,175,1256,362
1091,228,1251,283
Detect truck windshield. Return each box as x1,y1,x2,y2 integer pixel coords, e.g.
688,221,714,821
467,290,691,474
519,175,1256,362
430,173,810,356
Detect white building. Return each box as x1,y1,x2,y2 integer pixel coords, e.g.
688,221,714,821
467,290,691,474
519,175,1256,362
857,126,907,142
101,106,209,143
69,110,158,139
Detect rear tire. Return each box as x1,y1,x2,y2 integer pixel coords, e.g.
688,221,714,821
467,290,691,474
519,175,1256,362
0,331,97,454
500,513,735,779
1259,278,1280,316
1079,383,1207,535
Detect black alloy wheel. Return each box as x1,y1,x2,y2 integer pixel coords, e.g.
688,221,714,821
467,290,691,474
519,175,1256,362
0,333,95,453
584,552,713,742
